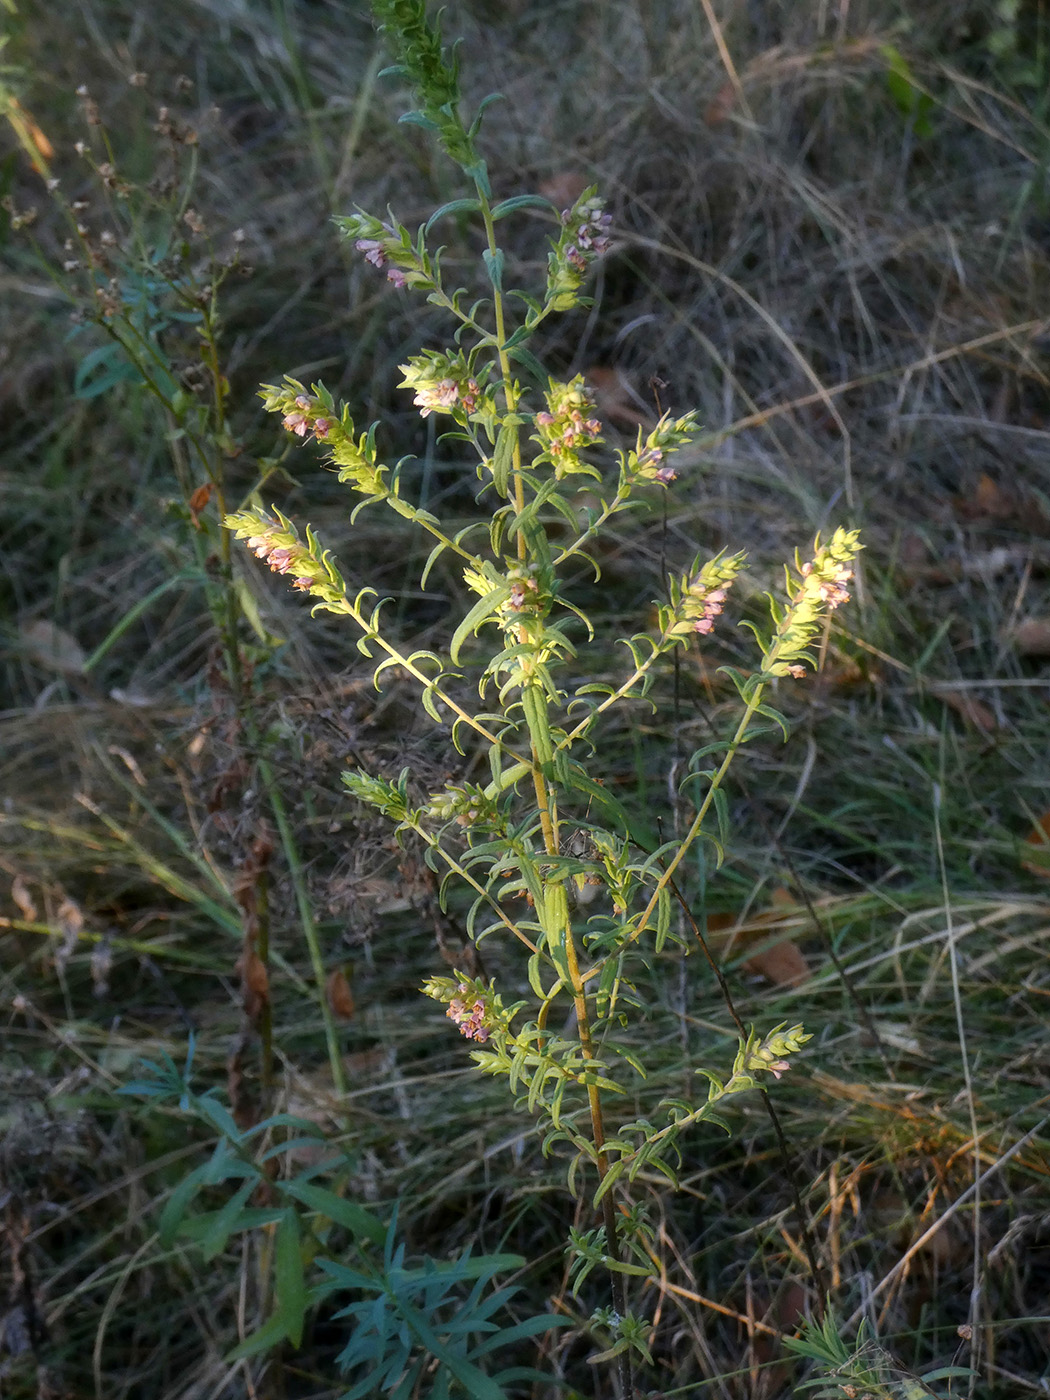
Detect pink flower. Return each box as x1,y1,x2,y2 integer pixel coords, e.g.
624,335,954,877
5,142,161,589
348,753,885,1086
267,547,296,574
312,417,332,439
413,379,460,417
386,266,407,288
355,238,385,267
283,411,310,437
446,989,491,1042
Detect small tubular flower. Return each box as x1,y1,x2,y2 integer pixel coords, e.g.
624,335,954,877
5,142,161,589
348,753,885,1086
397,350,490,423
742,1023,811,1080
665,551,748,641
545,188,612,311
624,409,701,487
259,377,388,497
336,209,436,290
225,508,344,606
422,974,515,1049
532,376,603,476
758,528,863,678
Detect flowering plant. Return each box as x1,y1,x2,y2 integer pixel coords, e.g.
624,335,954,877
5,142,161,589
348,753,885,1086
224,1,861,1389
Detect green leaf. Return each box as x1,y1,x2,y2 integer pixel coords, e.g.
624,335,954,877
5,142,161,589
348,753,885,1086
431,1252,525,1279
73,342,140,400
200,1177,256,1261
420,537,449,589
450,583,511,664
490,194,554,220
178,1207,285,1241
257,1136,328,1164
158,1160,210,1246
753,700,790,741
482,247,504,292
422,686,443,722
193,1095,244,1143
225,1311,292,1362
278,1179,386,1247
464,159,492,198
491,420,517,496
471,1311,570,1355
505,341,548,384
425,198,482,232
233,576,284,647
274,1209,307,1347
468,91,505,138
398,109,440,132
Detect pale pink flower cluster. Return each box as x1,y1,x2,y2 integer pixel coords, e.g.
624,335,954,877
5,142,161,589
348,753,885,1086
355,238,408,288
508,576,538,611
692,586,728,636
282,394,332,440
246,530,314,592
637,448,677,485
563,200,612,272
446,984,489,1042
413,377,479,418
535,406,602,458
802,559,853,610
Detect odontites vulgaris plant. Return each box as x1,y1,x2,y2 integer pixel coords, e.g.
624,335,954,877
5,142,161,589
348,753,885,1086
225,0,862,1387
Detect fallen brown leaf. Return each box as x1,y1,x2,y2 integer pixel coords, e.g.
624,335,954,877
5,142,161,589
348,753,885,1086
21,619,87,675
538,172,589,211
928,686,999,733
326,967,355,1021
971,472,1017,520
10,876,37,922
1011,618,1050,656
189,481,213,527
705,901,810,987
7,96,55,170
584,366,650,431
237,948,270,1022
704,80,736,127
1021,811,1050,879
743,937,810,987
955,473,1050,531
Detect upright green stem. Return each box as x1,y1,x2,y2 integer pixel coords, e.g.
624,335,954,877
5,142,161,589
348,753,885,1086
521,693,633,1397
480,156,636,1374
477,189,527,536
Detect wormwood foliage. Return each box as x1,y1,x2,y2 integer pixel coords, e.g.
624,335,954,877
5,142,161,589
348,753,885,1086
222,0,862,1390
122,1044,564,1396
785,1310,971,1398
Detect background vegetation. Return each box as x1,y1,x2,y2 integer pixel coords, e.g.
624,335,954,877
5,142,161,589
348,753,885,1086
2,0,1049,1396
